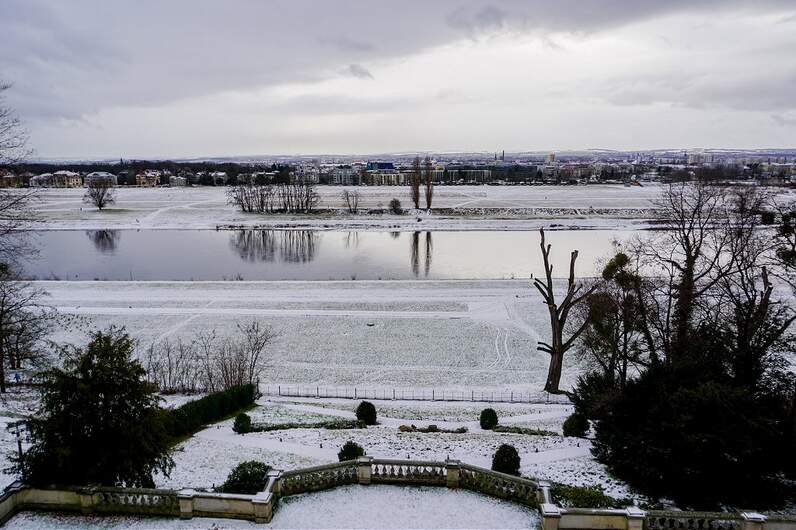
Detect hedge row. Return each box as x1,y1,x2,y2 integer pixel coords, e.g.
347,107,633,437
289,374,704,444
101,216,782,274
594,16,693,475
165,384,257,439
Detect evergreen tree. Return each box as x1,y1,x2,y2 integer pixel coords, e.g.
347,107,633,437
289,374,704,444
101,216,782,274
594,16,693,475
16,327,174,487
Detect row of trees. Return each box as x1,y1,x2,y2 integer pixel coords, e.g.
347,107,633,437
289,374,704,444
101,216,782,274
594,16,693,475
535,182,796,508
142,322,276,394
227,180,320,214
410,155,434,210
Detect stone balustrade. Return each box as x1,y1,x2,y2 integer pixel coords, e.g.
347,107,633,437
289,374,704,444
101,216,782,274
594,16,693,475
1,461,795,529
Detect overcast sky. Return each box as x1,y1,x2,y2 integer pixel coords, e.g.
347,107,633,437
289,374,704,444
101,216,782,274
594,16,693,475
1,0,795,158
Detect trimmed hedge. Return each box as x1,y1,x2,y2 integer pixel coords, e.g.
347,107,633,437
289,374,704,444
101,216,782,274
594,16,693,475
216,461,271,494
356,401,377,425
249,419,363,432
492,425,557,436
165,384,257,439
563,412,589,437
233,413,253,434
551,483,634,508
491,444,521,476
338,440,365,462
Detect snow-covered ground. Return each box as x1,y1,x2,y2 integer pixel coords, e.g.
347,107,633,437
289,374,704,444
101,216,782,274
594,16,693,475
5,485,540,529
156,396,633,500
39,279,584,393
24,184,667,231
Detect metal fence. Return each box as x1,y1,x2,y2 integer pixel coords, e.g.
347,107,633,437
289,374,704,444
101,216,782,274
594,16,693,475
261,384,569,404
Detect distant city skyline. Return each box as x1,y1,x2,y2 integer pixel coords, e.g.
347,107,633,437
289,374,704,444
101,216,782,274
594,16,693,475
1,1,795,159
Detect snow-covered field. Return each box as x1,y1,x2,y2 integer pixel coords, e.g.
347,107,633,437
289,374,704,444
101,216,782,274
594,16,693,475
39,279,582,393
6,485,540,529
25,184,666,231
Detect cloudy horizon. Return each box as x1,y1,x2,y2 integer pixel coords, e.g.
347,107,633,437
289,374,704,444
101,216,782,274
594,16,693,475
2,0,795,159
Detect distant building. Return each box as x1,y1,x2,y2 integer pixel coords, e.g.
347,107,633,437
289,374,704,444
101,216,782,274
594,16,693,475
332,165,359,185
0,169,22,188
136,170,161,187
169,175,188,187
84,171,118,187
30,170,82,188
546,152,556,164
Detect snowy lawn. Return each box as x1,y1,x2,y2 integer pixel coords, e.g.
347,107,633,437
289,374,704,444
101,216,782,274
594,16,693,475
39,279,585,394
5,485,540,529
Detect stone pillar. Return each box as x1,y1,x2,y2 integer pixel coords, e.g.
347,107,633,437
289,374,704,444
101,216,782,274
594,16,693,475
78,487,95,515
540,503,561,530
741,512,767,530
445,460,460,488
626,507,646,530
253,492,274,524
537,481,552,505
266,470,282,497
357,457,373,485
177,489,194,520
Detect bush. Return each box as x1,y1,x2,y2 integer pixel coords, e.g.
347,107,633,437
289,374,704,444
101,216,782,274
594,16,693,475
165,384,257,439
563,413,589,437
760,210,776,225
491,444,521,476
388,198,403,214
479,408,498,430
356,401,377,425
216,461,271,494
552,484,633,508
571,372,618,421
233,412,252,434
493,425,557,436
338,440,365,462
592,359,795,508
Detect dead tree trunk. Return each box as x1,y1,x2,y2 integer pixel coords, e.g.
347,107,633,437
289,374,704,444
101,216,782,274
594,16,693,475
534,228,595,394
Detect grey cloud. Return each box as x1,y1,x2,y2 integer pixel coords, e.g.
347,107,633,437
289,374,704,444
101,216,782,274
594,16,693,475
771,114,796,126
345,64,374,80
1,0,795,128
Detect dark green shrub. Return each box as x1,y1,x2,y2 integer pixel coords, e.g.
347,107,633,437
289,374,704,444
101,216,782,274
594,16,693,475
552,484,633,508
563,412,589,437
760,210,776,225
389,198,403,214
571,372,618,421
479,408,498,430
216,461,271,494
165,384,257,439
493,425,557,436
233,412,252,434
356,401,377,425
338,440,365,462
491,444,521,476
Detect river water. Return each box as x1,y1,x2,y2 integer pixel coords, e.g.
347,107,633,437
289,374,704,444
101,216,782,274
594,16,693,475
22,229,635,281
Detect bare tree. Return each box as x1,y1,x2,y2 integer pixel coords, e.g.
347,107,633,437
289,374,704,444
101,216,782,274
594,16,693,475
0,265,49,392
410,156,421,209
83,178,116,211
423,155,434,210
0,82,31,164
341,189,361,213
0,82,36,261
534,229,596,394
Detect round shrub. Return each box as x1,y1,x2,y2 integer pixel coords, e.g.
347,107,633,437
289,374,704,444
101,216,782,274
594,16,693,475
216,461,271,494
563,412,589,438
389,198,403,214
491,444,521,476
338,440,365,462
233,412,252,434
356,401,377,425
479,408,498,430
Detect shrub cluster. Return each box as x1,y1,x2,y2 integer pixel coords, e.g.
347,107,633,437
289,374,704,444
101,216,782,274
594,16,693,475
492,426,557,436
356,401,377,425
551,484,633,509
491,444,521,476
338,440,365,462
398,424,468,434
165,384,257,439
562,413,589,437
247,419,363,432
479,408,498,430
216,461,271,494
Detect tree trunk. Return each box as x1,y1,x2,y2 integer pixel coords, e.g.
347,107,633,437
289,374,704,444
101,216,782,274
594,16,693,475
544,351,564,393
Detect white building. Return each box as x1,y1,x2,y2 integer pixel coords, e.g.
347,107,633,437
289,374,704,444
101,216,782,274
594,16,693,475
84,171,118,187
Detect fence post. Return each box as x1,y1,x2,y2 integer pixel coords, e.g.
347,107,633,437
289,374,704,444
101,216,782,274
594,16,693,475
445,459,460,489
177,489,195,520
741,512,767,530
357,457,373,485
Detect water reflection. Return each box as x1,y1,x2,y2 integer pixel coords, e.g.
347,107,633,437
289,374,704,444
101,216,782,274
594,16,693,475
344,232,360,249
410,231,434,277
229,230,318,264
85,230,120,253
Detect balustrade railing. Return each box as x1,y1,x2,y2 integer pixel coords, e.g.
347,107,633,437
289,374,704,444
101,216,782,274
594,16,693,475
91,486,180,516
646,511,744,530
370,459,447,486
277,461,358,496
459,463,539,507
